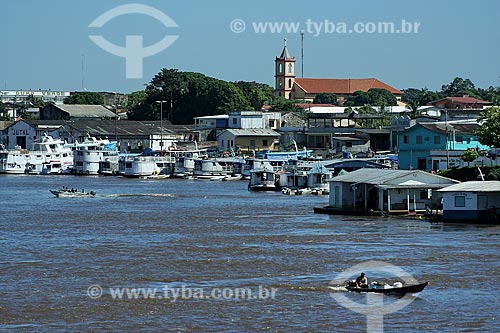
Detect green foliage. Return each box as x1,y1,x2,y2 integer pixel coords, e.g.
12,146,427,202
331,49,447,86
233,81,274,111
344,91,371,106
313,93,338,104
0,102,10,120
126,90,148,120
402,88,444,117
476,107,500,147
403,78,500,109
461,149,479,166
26,94,47,108
131,69,253,124
344,88,397,107
439,166,493,182
64,92,104,105
270,97,300,113
441,77,477,97
486,168,500,180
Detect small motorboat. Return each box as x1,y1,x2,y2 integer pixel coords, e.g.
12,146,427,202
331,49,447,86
344,280,428,295
50,188,96,198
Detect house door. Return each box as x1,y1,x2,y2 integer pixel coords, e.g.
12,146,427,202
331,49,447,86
16,136,27,149
432,160,439,171
478,195,488,210
334,186,340,207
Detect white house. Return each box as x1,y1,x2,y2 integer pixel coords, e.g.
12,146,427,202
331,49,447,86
437,181,500,223
320,168,459,215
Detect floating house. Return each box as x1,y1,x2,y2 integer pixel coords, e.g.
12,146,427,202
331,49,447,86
437,181,500,223
314,168,459,215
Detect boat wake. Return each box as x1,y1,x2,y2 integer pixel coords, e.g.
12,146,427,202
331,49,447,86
104,193,177,198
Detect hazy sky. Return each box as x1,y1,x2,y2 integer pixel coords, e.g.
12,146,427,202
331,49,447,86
2,0,499,93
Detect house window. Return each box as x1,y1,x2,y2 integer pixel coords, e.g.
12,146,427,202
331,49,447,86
416,136,423,144
403,136,409,144
288,78,292,88
278,63,283,73
221,140,224,147
346,142,353,148
250,140,256,148
434,136,440,144
456,136,463,143
232,118,237,125
279,78,283,87
262,139,268,146
455,196,466,207
287,63,293,73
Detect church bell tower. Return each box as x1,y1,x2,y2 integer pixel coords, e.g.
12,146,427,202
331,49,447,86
274,38,296,99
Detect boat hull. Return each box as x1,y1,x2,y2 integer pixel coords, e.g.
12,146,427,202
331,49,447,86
50,190,96,198
346,282,428,295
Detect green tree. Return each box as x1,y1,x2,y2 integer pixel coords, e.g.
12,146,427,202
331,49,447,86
441,77,477,97
419,89,444,105
477,86,500,105
233,81,274,111
367,88,397,108
402,88,422,104
126,90,148,120
344,88,397,107
26,94,48,108
313,93,338,104
476,107,500,147
0,102,10,120
407,100,421,118
133,68,253,124
64,92,104,105
461,149,478,166
270,97,299,113
344,91,371,106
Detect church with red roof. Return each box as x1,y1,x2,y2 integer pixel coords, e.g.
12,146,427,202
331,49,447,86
274,40,403,104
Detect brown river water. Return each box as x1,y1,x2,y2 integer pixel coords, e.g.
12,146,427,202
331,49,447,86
1,175,499,332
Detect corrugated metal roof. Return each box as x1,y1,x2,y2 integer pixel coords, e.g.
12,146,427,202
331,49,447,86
438,181,500,192
331,169,412,184
330,168,458,186
56,104,117,118
221,129,280,136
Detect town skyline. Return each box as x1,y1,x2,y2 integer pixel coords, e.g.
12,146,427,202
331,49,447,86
2,0,500,94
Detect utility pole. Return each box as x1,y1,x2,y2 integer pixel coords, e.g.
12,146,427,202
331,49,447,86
445,109,450,169
156,100,166,151
300,30,304,78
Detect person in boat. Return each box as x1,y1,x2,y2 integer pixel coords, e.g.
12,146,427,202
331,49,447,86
355,272,368,288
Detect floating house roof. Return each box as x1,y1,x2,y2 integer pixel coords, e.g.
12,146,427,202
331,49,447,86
438,181,500,192
330,168,459,189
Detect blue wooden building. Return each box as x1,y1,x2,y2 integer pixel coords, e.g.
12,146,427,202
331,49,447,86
398,122,489,171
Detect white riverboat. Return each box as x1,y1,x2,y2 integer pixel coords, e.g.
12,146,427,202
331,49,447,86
27,134,73,174
306,162,333,194
123,148,178,177
0,145,29,174
193,157,244,179
172,149,208,178
70,137,119,175
248,159,290,191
